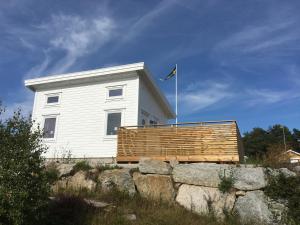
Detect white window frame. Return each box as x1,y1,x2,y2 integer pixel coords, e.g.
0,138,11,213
42,114,59,142
104,109,124,139
106,85,125,101
45,93,61,106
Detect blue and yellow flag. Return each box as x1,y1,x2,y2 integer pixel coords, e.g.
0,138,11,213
160,66,176,81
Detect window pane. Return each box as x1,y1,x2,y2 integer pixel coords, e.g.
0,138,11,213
109,89,122,97
106,112,121,135
47,96,59,104
43,118,56,138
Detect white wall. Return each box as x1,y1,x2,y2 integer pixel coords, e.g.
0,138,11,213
32,72,139,158
138,78,169,125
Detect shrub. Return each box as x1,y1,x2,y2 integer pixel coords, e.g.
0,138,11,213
72,161,92,174
218,169,235,193
265,172,300,224
45,165,60,185
0,107,50,225
95,164,122,173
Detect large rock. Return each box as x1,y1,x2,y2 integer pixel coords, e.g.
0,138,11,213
294,165,300,173
233,167,267,190
68,171,96,191
98,169,136,196
139,158,172,175
133,172,175,202
176,184,235,219
234,190,273,224
173,163,232,187
268,168,297,178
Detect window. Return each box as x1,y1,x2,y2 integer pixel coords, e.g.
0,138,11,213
47,96,59,104
106,112,121,135
107,86,124,99
45,93,60,105
109,88,123,97
43,117,56,139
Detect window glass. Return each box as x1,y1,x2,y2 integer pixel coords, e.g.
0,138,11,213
106,112,121,135
47,96,59,104
109,88,123,97
43,117,56,138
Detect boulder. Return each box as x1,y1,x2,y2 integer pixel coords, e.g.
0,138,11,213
133,172,175,202
68,171,96,191
98,169,136,196
266,167,297,178
278,168,296,177
268,199,288,224
233,167,267,190
294,165,300,173
233,190,273,224
173,163,232,187
176,184,235,219
139,158,172,175
57,163,75,177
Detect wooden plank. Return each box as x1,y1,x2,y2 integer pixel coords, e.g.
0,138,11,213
116,121,244,163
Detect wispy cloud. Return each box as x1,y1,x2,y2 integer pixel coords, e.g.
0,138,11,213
168,81,234,115
24,14,115,77
245,88,300,106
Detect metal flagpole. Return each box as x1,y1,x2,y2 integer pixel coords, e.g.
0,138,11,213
175,64,178,124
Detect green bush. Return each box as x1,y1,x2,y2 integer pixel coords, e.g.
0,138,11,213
72,161,92,174
45,165,60,185
265,173,300,224
218,169,235,193
95,164,122,173
0,107,50,225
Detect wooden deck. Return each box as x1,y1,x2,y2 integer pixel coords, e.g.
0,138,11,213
117,120,244,163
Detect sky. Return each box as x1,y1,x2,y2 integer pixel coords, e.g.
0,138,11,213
0,0,299,133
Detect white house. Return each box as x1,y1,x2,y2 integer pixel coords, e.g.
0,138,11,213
25,62,175,159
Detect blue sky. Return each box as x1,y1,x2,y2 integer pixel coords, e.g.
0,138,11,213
0,0,299,133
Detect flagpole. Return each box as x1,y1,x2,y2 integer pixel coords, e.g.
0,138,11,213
175,64,178,124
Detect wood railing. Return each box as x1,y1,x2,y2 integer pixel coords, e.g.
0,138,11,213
117,120,244,163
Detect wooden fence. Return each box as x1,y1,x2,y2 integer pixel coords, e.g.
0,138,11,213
117,120,244,163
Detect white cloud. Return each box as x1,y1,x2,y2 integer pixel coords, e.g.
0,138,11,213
246,88,300,106
28,14,115,75
169,81,234,115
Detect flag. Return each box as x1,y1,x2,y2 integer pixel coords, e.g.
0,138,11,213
160,66,176,81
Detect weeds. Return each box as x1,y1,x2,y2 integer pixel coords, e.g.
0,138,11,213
71,161,92,174
218,169,235,193
265,172,300,224
95,164,122,173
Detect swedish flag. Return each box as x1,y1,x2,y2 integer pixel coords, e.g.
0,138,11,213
160,66,176,81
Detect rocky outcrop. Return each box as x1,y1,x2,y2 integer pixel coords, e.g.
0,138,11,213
56,163,75,177
176,184,235,219
234,191,273,224
294,165,300,173
98,169,136,196
267,167,297,178
139,158,172,175
173,163,231,187
233,167,267,190
133,172,175,202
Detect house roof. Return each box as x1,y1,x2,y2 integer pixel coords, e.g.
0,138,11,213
24,62,176,119
286,149,300,156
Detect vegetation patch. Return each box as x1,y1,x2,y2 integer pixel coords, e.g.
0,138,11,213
218,169,235,193
265,172,300,224
95,164,122,173
71,161,92,174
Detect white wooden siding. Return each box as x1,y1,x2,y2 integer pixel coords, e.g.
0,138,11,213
138,78,168,125
32,72,139,158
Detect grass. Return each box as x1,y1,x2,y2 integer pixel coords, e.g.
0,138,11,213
44,187,256,225
71,160,92,174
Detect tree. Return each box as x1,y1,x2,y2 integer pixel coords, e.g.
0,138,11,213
243,127,269,156
243,125,299,157
0,106,50,225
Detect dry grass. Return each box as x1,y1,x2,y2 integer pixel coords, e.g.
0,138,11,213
44,188,252,225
